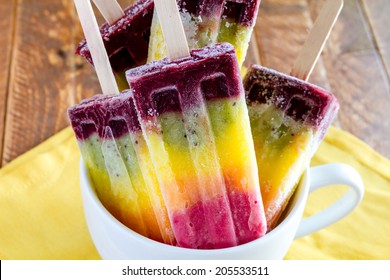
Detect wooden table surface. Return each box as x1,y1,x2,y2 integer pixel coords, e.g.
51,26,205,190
0,0,389,167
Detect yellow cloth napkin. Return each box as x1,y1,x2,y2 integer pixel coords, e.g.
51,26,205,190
0,126,389,260
285,127,390,260
0,128,100,260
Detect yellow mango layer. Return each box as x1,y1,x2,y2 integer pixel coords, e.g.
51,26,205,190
78,133,174,244
142,97,260,212
249,104,314,230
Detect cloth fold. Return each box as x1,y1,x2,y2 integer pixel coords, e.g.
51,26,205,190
0,126,389,259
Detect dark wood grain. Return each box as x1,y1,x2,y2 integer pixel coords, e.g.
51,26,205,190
0,0,16,165
308,0,390,158
0,0,132,167
1,0,99,166
360,0,390,80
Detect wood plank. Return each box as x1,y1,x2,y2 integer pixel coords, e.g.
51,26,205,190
0,0,136,166
2,0,389,165
0,0,16,166
360,0,390,80
308,0,390,158
2,0,100,166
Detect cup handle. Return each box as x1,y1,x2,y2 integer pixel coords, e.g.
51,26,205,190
295,163,364,238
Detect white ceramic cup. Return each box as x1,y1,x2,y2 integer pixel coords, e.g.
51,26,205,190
80,161,364,259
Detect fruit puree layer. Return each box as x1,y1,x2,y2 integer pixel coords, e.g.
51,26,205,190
68,91,175,245
243,64,339,230
127,43,266,249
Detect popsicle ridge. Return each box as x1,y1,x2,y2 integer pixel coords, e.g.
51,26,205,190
68,94,111,140
129,43,242,119
68,92,144,140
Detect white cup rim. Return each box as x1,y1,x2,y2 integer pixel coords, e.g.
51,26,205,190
80,159,310,256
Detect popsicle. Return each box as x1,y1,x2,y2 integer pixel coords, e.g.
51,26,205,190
126,0,266,249
70,0,175,244
147,0,261,67
243,0,343,231
68,92,175,244
76,0,154,90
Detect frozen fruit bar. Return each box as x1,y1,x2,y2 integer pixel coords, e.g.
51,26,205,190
76,0,154,90
148,0,260,66
67,91,175,245
243,64,339,230
127,43,266,249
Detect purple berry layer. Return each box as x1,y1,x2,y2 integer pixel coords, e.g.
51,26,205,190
67,90,141,141
178,0,260,26
126,43,242,119
244,64,339,131
76,0,154,73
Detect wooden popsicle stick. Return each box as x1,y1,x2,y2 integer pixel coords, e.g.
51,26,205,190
92,0,124,25
74,0,119,95
154,0,190,60
291,0,344,81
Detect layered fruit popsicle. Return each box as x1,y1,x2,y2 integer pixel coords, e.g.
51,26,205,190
243,64,339,230
76,0,154,90
148,0,260,66
67,91,175,245
126,43,266,249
